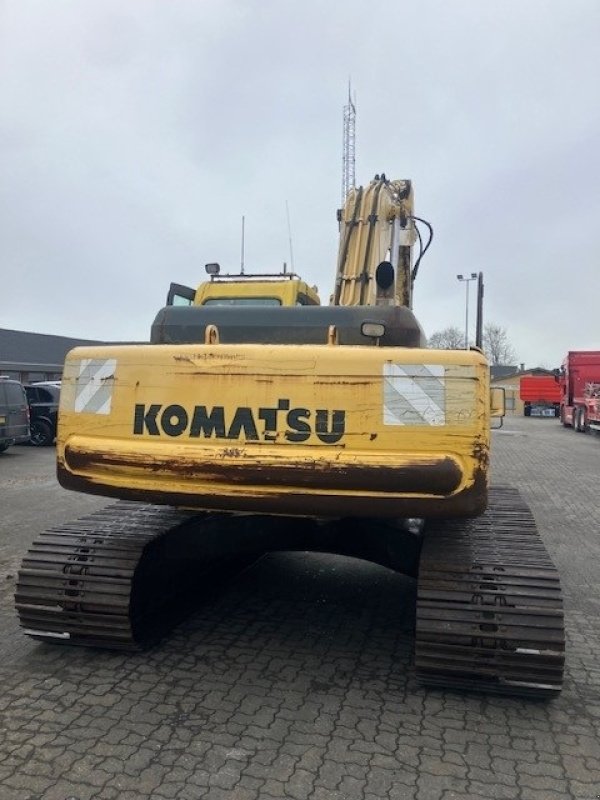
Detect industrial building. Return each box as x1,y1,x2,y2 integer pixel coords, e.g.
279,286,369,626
0,328,103,383
490,366,556,416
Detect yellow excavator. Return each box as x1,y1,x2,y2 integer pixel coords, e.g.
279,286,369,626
16,175,564,697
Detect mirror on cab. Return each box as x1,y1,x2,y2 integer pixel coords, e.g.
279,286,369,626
490,386,506,428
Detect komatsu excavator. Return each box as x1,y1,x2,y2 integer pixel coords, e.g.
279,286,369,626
16,176,565,697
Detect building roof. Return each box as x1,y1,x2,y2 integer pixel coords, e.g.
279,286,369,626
0,328,104,369
489,365,519,381
491,367,555,383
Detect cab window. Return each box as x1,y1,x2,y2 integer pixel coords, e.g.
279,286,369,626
296,292,319,306
202,297,282,306
4,382,26,405
167,283,196,306
25,387,40,403
37,388,55,402
172,294,193,306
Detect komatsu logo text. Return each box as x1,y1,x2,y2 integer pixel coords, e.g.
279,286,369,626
133,400,346,444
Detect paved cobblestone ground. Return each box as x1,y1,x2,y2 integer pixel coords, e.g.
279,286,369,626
0,419,599,799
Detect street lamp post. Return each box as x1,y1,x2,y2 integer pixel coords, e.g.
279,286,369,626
456,273,478,349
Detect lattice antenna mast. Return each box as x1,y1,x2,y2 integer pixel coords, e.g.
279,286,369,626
342,82,356,203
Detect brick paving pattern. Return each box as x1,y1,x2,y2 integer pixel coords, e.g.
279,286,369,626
0,417,599,799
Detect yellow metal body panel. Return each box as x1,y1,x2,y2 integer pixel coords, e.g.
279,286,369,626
57,343,490,519
194,279,320,306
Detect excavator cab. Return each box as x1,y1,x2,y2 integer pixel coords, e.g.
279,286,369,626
166,264,320,309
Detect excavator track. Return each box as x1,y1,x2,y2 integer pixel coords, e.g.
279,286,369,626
16,487,565,699
415,486,565,698
15,502,255,650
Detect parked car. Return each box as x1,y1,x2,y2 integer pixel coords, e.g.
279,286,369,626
0,377,30,452
24,382,60,446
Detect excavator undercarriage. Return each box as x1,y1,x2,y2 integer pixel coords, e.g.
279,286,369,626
16,486,564,697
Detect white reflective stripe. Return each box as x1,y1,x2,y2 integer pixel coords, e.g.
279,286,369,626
74,358,117,415
74,360,102,411
383,363,446,426
95,393,113,416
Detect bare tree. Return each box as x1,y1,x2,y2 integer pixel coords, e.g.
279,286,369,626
427,326,465,350
483,323,517,365
428,322,518,364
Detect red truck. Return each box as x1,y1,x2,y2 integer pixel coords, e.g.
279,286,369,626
520,375,561,417
558,350,600,433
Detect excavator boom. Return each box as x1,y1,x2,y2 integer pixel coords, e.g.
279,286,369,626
334,176,416,308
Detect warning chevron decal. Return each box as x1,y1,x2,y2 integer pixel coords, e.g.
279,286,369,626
74,358,117,415
383,363,446,426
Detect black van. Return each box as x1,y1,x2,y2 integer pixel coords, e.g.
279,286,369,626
25,382,60,446
0,378,30,452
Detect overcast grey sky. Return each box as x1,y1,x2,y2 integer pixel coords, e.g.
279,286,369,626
1,0,599,367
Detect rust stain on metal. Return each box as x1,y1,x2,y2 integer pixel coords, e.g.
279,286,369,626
63,445,462,495
173,353,244,363
313,379,374,386
220,447,244,458
58,459,488,520
472,441,489,471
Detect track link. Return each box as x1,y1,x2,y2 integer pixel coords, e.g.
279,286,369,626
15,502,253,650
415,486,565,698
